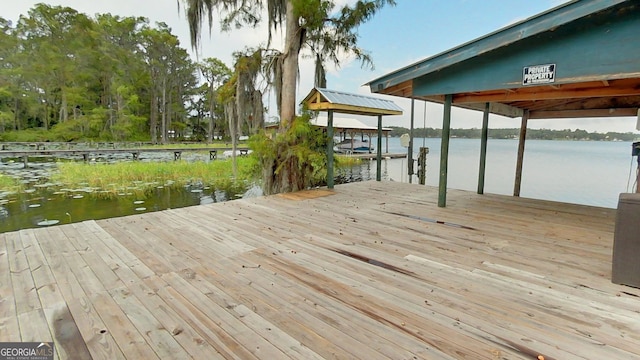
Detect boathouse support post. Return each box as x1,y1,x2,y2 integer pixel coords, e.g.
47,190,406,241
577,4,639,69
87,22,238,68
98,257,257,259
438,94,452,207
408,99,415,183
386,132,389,153
478,102,490,194
514,109,529,197
376,115,383,181
327,110,335,189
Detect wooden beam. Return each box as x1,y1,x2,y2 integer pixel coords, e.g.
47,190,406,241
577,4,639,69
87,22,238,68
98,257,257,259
514,110,529,197
408,99,415,183
439,94,452,207
453,84,640,104
376,115,382,182
306,103,402,116
327,110,335,189
478,103,490,195
372,80,413,98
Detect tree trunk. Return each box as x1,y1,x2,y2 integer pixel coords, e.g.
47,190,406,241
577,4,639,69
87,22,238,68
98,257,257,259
13,98,19,130
150,94,158,144
59,92,68,123
208,82,214,143
279,1,302,129
161,77,167,144
260,2,306,195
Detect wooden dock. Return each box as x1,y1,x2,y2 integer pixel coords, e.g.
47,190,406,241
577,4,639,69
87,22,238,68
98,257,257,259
1,181,639,359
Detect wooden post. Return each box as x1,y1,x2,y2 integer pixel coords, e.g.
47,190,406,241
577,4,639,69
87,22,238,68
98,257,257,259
418,147,429,185
376,115,382,181
408,99,415,184
327,110,335,189
478,102,490,194
438,94,452,207
385,132,389,154
514,110,529,197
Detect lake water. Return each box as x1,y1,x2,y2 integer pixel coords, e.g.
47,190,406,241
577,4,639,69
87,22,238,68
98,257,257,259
338,137,637,209
0,138,636,233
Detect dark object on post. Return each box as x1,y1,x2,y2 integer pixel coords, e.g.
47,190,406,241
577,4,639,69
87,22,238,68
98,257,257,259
612,193,640,288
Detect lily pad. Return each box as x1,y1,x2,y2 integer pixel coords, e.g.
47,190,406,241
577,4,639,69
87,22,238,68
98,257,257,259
37,219,60,226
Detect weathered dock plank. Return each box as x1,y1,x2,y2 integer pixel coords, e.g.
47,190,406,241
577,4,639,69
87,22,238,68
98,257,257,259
1,181,639,359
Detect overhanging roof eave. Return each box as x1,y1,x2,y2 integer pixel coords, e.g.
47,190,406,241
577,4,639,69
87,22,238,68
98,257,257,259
367,0,626,93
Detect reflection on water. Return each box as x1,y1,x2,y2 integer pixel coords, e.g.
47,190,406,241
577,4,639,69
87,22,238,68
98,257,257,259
1,138,636,233
338,137,636,209
0,182,255,233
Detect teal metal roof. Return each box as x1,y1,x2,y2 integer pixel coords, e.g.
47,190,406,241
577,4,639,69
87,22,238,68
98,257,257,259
367,0,628,94
366,0,640,119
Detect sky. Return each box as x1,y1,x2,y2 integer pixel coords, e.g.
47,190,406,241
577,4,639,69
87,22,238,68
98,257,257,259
4,0,638,133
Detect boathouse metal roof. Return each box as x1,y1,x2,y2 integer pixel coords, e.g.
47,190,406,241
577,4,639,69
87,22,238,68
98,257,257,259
367,0,640,120
302,88,403,116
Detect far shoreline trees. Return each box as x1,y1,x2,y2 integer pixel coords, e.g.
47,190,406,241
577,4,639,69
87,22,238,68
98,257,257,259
386,126,638,142
0,4,239,144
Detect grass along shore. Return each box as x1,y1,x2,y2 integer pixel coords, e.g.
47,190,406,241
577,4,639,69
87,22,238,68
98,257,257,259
48,155,362,199
51,157,257,199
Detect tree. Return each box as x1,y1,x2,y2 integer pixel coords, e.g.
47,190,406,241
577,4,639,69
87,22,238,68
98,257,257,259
180,0,395,193
15,4,95,129
198,57,231,142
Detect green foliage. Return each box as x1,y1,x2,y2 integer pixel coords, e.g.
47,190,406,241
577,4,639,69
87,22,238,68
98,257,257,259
0,128,51,142
248,114,328,194
0,173,22,193
2,5,216,143
51,158,256,199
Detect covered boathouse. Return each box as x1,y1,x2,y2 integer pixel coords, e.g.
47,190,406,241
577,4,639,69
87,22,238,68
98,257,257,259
367,0,640,207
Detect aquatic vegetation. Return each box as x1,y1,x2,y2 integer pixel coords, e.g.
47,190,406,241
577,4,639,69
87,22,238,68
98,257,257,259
0,173,23,194
51,158,257,199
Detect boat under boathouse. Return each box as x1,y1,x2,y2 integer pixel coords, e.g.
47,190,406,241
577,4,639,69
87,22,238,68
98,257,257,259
367,0,640,207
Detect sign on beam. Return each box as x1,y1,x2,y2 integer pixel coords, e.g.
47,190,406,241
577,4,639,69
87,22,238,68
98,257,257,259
522,64,556,85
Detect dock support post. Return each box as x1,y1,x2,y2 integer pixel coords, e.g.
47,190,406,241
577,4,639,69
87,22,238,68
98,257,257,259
438,94,452,207
23,155,28,169
418,147,429,185
478,102,490,194
376,115,382,181
327,110,335,189
408,99,415,183
514,110,529,197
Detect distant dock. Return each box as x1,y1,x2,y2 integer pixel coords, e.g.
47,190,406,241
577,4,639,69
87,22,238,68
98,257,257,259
342,152,406,159
0,146,249,167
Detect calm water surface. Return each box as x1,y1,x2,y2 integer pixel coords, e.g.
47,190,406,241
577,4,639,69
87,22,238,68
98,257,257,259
339,137,636,209
1,138,636,232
